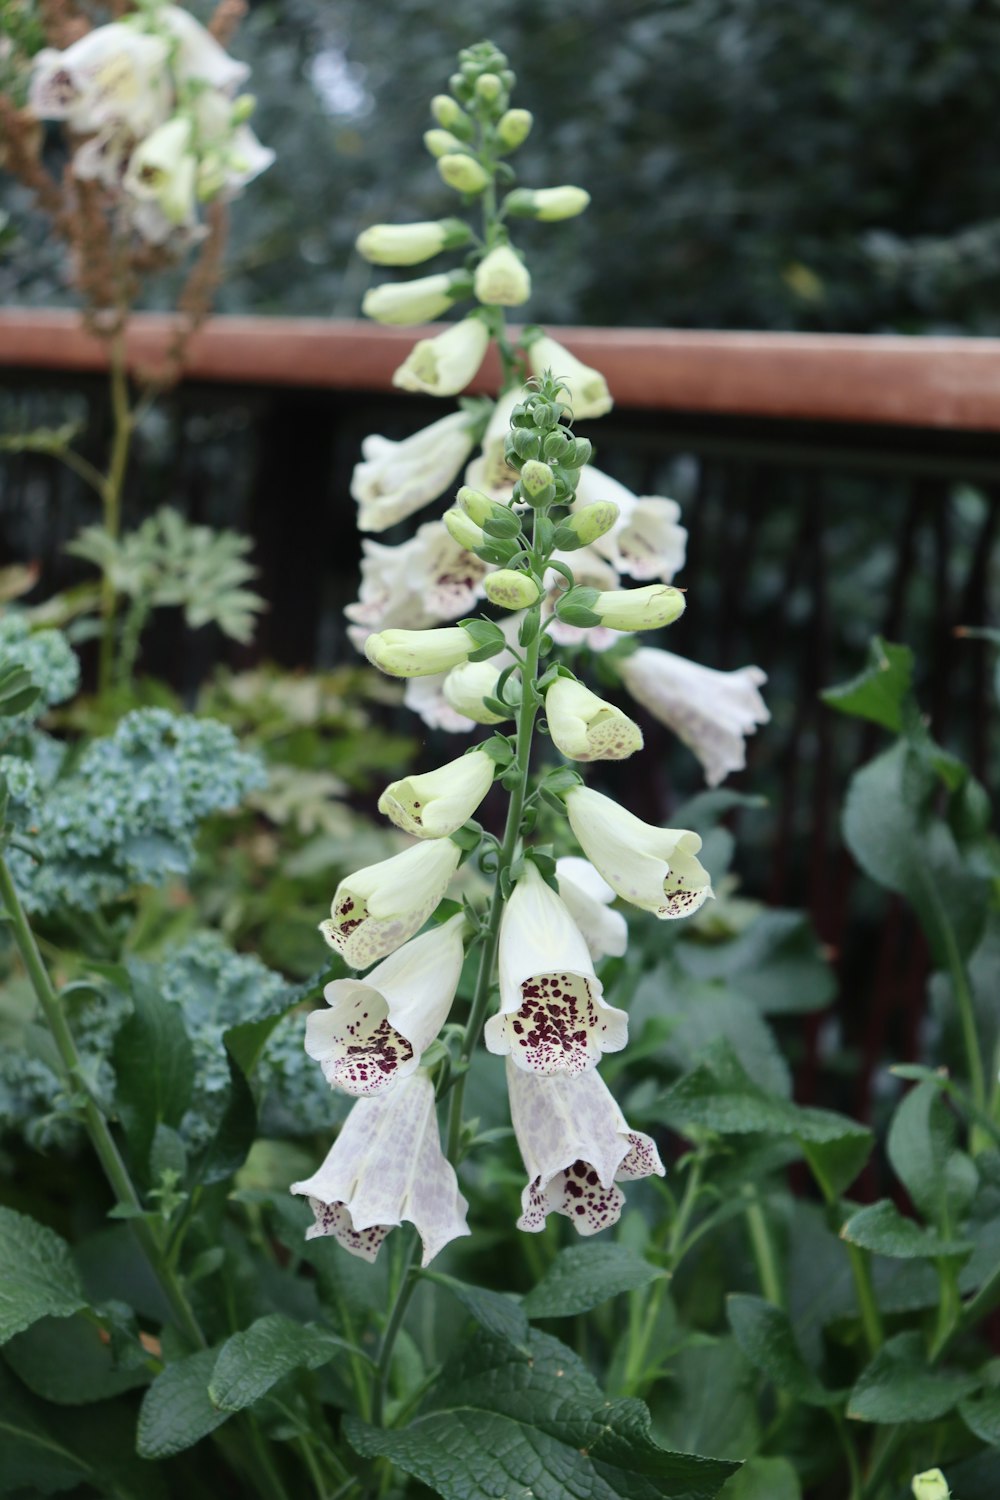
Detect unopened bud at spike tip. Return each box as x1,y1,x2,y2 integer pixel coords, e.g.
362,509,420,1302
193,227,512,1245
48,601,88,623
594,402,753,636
475,72,503,101
431,94,470,134
519,460,554,499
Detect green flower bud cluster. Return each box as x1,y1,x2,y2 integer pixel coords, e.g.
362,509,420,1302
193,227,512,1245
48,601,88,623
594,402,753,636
503,384,592,509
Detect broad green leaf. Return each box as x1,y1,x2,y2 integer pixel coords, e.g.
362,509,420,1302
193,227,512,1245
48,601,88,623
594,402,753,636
192,1043,257,1187
208,1314,353,1411
629,969,790,1097
944,1451,1000,1500
652,1338,759,1462
0,1207,87,1344
847,1332,980,1423
3,1311,150,1404
822,637,914,732
137,1346,230,1459
676,910,835,1016
521,1242,662,1319
224,965,333,1077
423,1272,530,1352
113,967,194,1174
347,1329,739,1500
887,1081,971,1226
960,1388,1000,1446
841,1199,972,1259
718,1457,801,1500
726,1295,841,1407
842,742,987,965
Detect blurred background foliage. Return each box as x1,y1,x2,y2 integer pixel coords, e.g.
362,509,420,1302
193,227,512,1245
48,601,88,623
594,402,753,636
5,0,1000,331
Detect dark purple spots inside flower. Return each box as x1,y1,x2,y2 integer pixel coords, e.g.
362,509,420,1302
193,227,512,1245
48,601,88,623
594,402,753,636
507,971,604,1074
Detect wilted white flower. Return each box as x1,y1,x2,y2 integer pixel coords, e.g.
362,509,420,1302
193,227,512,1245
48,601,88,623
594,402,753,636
507,1061,664,1235
320,838,461,969
291,1070,469,1265
545,677,642,762
378,750,494,838
306,915,465,1095
526,335,612,420
556,856,628,962
351,410,482,533
619,647,769,786
565,784,712,920
393,316,491,397
574,466,687,583
30,26,171,136
484,861,627,1074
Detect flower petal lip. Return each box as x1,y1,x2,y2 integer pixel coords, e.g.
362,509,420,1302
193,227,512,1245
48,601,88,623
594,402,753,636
306,915,465,1095
565,784,713,920
507,1062,663,1236
574,465,687,583
321,839,461,969
545,677,643,762
291,1071,469,1265
378,749,494,838
485,861,628,1074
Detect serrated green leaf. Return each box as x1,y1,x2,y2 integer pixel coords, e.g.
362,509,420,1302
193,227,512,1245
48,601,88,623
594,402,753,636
841,1199,973,1259
651,1338,759,1461
887,1081,968,1226
960,1388,1000,1445
0,1208,87,1344
137,1346,230,1459
522,1242,662,1319
726,1295,841,1407
847,1332,980,1423
423,1272,530,1353
113,968,194,1175
208,1314,351,1411
822,637,914,732
346,1328,738,1499
3,1311,150,1405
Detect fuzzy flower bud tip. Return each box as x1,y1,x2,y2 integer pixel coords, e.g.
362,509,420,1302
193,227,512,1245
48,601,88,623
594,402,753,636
497,108,533,150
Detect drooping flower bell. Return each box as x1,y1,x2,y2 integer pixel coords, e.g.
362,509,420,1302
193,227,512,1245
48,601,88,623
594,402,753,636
378,750,495,838
291,1070,469,1264
526,335,612,420
393,316,490,397
351,409,483,533
344,521,487,645
507,1061,664,1235
155,4,250,91
565,784,712,919
618,647,769,787
123,117,198,234
306,915,465,1095
474,243,531,307
320,838,461,969
484,861,627,1074
555,856,628,962
544,676,643,762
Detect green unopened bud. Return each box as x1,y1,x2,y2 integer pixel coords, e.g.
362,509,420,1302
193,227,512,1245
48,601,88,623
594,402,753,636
457,486,496,526
504,185,591,221
438,153,490,194
483,570,540,609
231,93,256,124
424,128,465,159
509,427,542,462
496,108,532,151
481,506,522,539
567,437,593,468
355,217,471,267
520,460,554,499
475,72,503,101
911,1472,950,1500
554,586,602,629
444,508,485,550
431,95,471,135
561,501,620,548
594,585,685,632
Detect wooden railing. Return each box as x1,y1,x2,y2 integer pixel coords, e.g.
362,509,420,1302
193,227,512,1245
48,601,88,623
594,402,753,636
3,309,1000,429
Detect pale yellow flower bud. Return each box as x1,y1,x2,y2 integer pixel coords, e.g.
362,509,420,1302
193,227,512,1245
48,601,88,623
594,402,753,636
379,750,495,839
545,677,643,762
496,108,533,151
438,153,490,194
231,93,256,124
356,218,471,267
483,570,540,609
365,626,473,678
505,186,591,221
527,335,612,420
474,244,531,307
362,271,468,327
430,95,468,132
475,72,503,101
457,486,496,526
593,585,686,632
520,460,554,499
912,1472,950,1500
442,661,511,724
443,507,485,550
392,317,490,397
560,501,620,547
424,128,465,158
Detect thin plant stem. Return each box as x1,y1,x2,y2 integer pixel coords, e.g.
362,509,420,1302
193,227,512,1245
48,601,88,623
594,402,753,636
371,1230,421,1426
621,1154,704,1394
743,1188,783,1307
806,1150,884,1357
98,332,135,696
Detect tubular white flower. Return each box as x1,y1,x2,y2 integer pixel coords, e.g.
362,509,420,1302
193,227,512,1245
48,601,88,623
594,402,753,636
156,4,250,92
527,335,612,420
593,585,685,632
291,1070,469,1265
556,857,628,962
72,123,133,188
123,116,198,228
320,838,461,969
507,1061,664,1235
351,410,481,533
442,661,511,725
362,272,467,327
404,673,477,734
345,521,486,642
356,218,469,266
545,677,643,763
618,647,769,787
378,750,494,838
464,385,525,501
365,626,473,679
393,316,490,397
305,915,465,1095
574,466,687,582
30,27,171,136
474,244,531,307
220,124,275,193
565,785,712,920
485,861,627,1074
911,1472,950,1500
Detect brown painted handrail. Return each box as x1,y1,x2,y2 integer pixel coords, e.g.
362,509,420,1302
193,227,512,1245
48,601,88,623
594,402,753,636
2,308,1000,430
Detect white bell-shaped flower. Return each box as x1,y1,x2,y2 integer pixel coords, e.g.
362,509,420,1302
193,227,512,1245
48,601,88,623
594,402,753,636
306,915,465,1095
526,335,612,419
379,750,494,839
30,26,171,136
220,124,275,193
474,244,531,307
320,838,461,969
545,677,642,763
156,4,250,92
345,522,486,648
574,466,687,583
123,117,198,229
351,411,481,533
485,861,627,1074
291,1070,469,1265
618,647,769,787
441,661,511,725
393,316,490,397
555,857,627,962
565,784,712,920
507,1061,664,1235
404,673,477,734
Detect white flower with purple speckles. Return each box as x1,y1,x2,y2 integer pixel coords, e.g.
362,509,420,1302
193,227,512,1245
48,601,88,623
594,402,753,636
306,914,465,1095
507,1060,664,1235
565,784,712,920
544,677,642,763
378,749,495,839
484,860,627,1074
555,856,627,962
573,465,687,583
345,521,487,649
291,1070,469,1265
320,838,461,969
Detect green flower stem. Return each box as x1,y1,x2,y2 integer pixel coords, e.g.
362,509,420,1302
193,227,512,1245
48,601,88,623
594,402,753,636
371,1229,421,1427
941,920,988,1152
806,1150,884,1358
743,1187,783,1307
98,332,135,697
620,1154,705,1395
